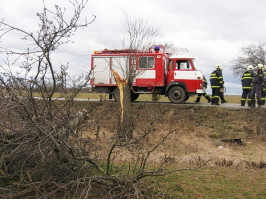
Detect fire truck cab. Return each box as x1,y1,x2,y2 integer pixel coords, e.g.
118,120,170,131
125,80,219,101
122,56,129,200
91,45,204,104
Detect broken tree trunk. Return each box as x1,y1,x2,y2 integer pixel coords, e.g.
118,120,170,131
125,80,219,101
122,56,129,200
111,69,133,139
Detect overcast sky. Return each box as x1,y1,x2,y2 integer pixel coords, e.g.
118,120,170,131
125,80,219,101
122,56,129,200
1,0,266,94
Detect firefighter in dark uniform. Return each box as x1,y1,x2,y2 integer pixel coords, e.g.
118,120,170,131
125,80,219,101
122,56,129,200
261,65,266,106
195,76,211,103
218,66,227,103
249,64,264,108
241,65,254,106
210,64,224,105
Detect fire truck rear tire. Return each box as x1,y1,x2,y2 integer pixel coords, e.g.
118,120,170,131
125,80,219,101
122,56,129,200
113,87,120,102
131,93,139,102
168,86,186,104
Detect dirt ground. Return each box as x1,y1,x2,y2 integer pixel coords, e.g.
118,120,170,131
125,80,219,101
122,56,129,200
81,101,266,169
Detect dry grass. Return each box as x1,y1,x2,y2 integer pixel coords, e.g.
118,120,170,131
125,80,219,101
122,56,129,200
81,102,265,169
67,101,266,198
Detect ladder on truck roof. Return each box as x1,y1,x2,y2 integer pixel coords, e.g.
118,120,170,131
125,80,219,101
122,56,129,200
94,45,166,54
94,49,147,54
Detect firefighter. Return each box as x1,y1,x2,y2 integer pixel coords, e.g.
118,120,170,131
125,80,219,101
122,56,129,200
195,76,211,103
240,65,254,106
249,64,264,108
218,66,227,103
261,65,266,106
210,64,224,105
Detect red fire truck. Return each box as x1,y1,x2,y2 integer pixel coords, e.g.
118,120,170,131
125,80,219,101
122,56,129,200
90,45,204,104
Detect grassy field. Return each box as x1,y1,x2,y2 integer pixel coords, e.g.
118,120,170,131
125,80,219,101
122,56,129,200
1,95,264,198
79,101,265,198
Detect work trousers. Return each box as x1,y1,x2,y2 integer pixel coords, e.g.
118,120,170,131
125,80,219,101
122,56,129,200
261,88,266,105
211,88,220,104
196,93,211,101
250,83,262,105
241,89,252,106
219,91,225,102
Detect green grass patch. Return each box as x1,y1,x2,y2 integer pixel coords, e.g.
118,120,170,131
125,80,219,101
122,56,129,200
151,167,266,199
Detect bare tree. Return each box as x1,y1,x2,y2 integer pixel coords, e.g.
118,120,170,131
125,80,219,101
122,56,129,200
0,0,101,198
112,14,158,139
121,14,158,85
231,42,266,76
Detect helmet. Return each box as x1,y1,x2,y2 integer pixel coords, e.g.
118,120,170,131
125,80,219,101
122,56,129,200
247,65,254,71
258,64,264,70
215,64,221,70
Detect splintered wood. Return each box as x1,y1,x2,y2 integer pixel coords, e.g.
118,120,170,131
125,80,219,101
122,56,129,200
111,69,128,123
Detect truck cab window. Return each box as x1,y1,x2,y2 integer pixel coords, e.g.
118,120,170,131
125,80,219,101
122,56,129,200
138,56,155,69
176,60,191,70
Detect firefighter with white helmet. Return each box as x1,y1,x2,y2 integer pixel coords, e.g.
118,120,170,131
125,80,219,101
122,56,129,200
210,64,224,105
215,64,221,70
249,64,265,108
240,65,254,106
261,65,266,105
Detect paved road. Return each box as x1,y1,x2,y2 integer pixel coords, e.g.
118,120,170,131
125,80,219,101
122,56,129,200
61,98,265,110
135,101,265,109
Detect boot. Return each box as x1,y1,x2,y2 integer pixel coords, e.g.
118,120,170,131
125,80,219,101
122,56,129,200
250,104,255,108
262,100,265,106
247,99,252,107
241,100,245,106
250,100,255,108
206,95,211,103
211,98,214,105
195,97,200,103
214,98,220,105
258,101,262,108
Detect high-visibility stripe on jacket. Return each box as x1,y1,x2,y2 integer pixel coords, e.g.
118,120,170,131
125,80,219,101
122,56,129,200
241,70,254,89
203,77,208,88
210,69,223,88
263,70,266,89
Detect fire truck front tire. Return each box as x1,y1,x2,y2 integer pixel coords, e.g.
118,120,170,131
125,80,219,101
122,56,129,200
168,86,186,104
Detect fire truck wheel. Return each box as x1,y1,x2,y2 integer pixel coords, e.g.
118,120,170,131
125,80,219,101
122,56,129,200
168,86,186,104
131,93,139,102
113,87,120,102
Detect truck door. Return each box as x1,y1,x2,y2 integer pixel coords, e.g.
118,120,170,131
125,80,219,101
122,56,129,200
135,55,156,87
92,57,111,85
167,59,198,92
